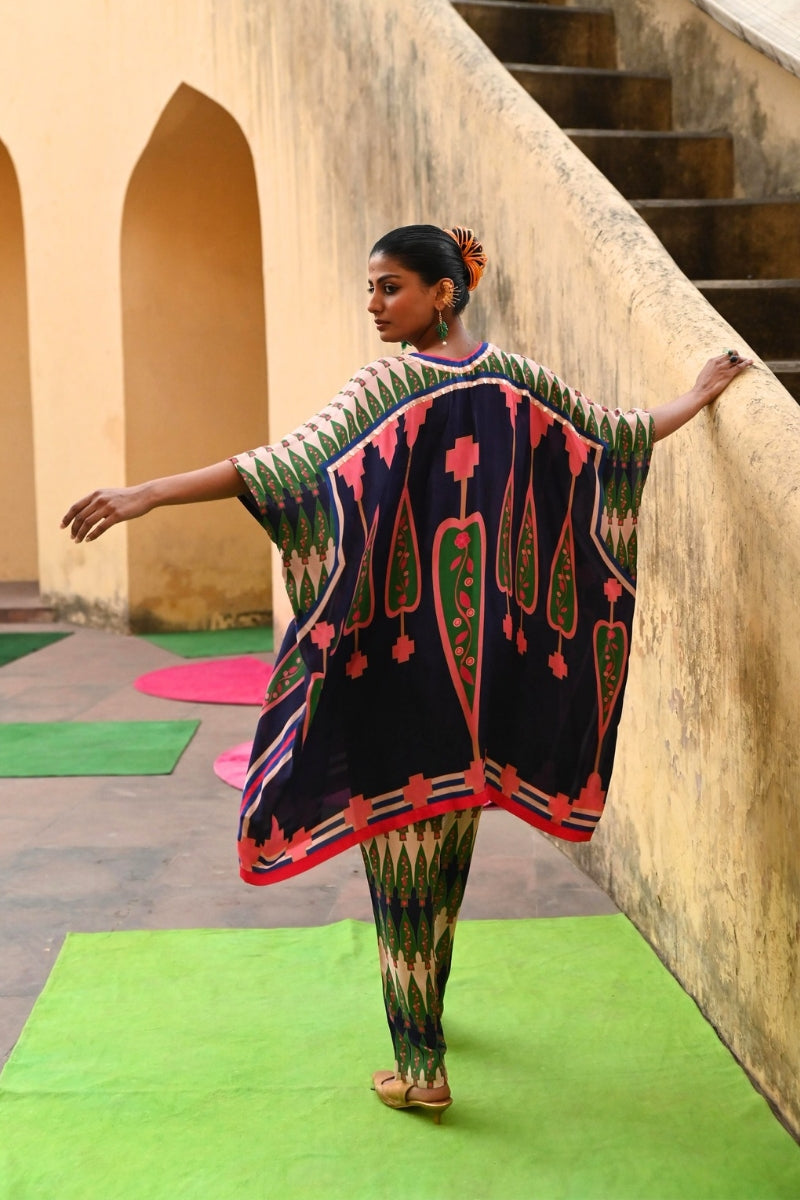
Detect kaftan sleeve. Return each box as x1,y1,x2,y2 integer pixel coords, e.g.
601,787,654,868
230,402,344,621
230,356,414,619
513,351,655,581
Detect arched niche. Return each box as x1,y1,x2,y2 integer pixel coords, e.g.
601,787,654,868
121,84,270,631
0,141,36,582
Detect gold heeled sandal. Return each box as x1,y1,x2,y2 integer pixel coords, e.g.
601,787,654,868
371,1070,453,1124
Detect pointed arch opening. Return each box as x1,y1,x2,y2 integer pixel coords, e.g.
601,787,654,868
0,141,36,584
121,84,270,631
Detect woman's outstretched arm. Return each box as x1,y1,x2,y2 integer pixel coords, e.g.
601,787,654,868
651,351,753,442
61,460,246,543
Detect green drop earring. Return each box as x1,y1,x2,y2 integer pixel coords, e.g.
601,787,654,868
436,308,448,345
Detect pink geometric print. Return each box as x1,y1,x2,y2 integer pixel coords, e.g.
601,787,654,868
445,435,480,482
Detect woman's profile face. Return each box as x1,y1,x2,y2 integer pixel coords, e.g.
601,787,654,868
367,252,442,348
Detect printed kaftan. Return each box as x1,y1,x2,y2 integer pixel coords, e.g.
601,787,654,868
232,342,654,885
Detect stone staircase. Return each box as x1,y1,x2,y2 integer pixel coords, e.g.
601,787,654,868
0,582,57,623
453,0,800,402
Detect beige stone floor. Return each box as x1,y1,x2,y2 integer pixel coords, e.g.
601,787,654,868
0,619,616,1065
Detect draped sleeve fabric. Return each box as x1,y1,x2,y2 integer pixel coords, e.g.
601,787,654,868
231,342,654,885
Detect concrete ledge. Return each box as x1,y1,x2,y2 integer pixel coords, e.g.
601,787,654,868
414,0,800,1136
690,0,800,77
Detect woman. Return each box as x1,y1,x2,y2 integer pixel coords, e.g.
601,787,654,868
62,224,751,1123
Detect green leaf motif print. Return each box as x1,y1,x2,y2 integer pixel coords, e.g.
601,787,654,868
381,843,395,898
295,508,312,563
288,447,317,495
548,512,577,637
615,414,633,463
312,501,331,560
418,912,432,969
331,419,349,450
404,363,424,394
273,454,301,500
515,483,539,613
389,369,408,402
344,408,359,442
496,475,513,595
633,415,650,466
616,474,632,521
277,512,294,564
255,458,283,509
594,619,629,740
344,509,379,633
407,975,426,1033
433,516,486,737
318,430,339,460
299,568,315,614
263,644,305,711
396,844,413,907
365,389,383,422
536,367,550,402
386,488,420,617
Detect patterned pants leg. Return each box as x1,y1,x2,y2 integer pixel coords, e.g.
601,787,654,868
360,806,483,1088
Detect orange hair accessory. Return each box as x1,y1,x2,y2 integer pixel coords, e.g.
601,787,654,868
445,226,487,291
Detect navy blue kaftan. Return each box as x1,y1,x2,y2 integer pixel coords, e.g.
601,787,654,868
231,342,653,884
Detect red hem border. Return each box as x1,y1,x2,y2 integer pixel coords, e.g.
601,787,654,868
239,787,594,886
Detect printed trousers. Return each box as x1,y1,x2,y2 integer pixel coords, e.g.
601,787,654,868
360,806,483,1087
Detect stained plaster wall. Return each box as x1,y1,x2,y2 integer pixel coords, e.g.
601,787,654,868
572,0,800,195
0,142,36,579
0,0,797,1133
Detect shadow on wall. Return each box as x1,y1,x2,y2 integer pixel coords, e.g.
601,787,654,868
121,83,272,632
0,140,36,583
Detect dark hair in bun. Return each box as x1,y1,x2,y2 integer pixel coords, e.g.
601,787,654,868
370,224,487,315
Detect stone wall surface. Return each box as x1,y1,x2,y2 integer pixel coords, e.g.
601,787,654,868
0,0,797,1134
574,0,800,194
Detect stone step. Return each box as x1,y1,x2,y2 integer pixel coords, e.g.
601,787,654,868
0,582,57,624
509,64,672,130
633,198,800,280
696,280,800,361
0,605,58,623
452,2,617,68
566,130,734,199
764,362,800,403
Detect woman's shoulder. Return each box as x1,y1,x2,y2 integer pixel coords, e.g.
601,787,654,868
341,344,543,401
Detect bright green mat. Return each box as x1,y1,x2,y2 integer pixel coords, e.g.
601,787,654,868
138,627,273,657
1,918,797,1199
0,720,199,776
0,631,71,667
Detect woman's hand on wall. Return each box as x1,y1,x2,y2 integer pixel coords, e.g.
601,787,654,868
691,351,754,406
651,350,753,442
61,461,246,543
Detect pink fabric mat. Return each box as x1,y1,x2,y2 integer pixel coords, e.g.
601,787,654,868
134,657,272,705
214,741,253,790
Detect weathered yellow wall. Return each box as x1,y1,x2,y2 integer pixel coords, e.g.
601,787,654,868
578,0,800,194
122,84,270,630
0,0,797,1134
0,140,36,579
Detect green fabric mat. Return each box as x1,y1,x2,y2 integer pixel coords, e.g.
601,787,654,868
1,918,797,1199
0,720,199,776
0,631,71,667
138,627,273,657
